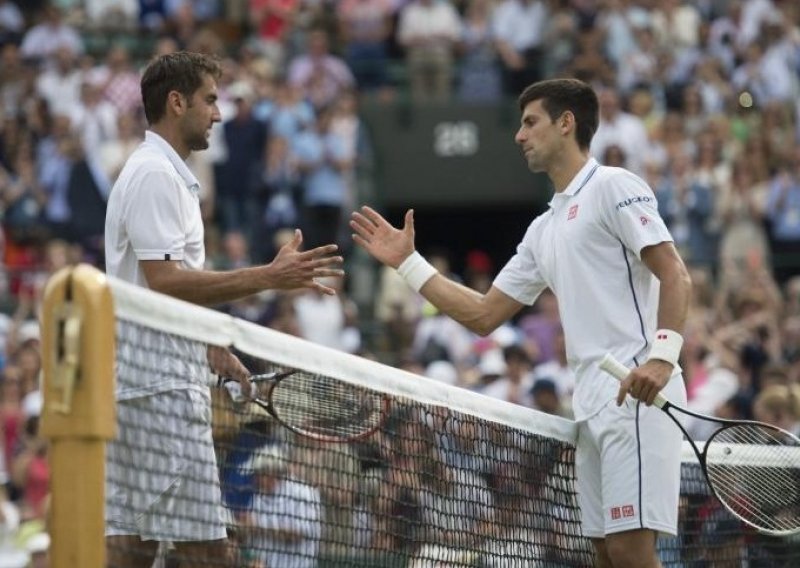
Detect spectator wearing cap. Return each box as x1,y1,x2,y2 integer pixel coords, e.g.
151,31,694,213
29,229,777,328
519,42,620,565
237,444,323,568
480,344,535,407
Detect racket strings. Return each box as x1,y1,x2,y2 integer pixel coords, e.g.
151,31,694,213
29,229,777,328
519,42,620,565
705,424,800,534
269,371,385,440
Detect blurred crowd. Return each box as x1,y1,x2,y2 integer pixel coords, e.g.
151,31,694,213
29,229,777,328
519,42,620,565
0,0,798,565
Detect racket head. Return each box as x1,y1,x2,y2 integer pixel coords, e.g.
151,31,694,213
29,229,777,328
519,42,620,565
702,421,800,536
261,370,390,443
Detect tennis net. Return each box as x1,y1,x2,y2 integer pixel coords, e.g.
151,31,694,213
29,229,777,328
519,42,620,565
46,267,800,567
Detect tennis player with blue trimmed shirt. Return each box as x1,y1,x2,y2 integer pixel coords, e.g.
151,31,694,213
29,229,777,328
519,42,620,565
351,78,692,568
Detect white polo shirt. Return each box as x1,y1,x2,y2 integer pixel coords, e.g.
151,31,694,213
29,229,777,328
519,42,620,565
105,130,209,400
494,158,677,421
105,130,205,288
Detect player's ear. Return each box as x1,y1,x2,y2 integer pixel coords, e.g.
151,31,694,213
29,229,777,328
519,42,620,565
166,90,186,117
559,111,575,133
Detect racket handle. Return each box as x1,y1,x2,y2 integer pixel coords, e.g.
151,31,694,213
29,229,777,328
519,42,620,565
599,353,669,409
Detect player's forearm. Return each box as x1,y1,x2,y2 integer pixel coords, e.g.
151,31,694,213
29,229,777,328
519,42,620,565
145,265,272,306
655,266,692,335
419,275,497,336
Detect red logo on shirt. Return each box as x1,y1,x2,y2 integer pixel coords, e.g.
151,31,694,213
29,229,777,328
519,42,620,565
568,205,579,220
640,216,649,226
610,505,635,520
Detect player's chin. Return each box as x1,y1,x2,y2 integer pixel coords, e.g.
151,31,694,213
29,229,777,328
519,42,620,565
189,138,210,151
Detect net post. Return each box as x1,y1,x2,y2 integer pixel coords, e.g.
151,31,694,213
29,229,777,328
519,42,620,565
41,264,115,568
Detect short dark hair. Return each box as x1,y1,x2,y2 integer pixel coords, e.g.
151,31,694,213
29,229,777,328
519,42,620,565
518,79,599,150
140,51,222,125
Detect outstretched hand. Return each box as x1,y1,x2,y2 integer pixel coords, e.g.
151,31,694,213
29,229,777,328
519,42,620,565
266,229,344,295
350,206,416,269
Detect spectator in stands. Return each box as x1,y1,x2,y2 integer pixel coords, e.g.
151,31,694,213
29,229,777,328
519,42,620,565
456,0,501,103
0,0,24,47
33,46,82,118
19,3,83,63
259,135,299,259
718,158,770,275
532,326,575,415
480,343,535,407
293,104,355,250
287,29,354,111
753,383,800,436
337,0,394,95
97,113,144,184
766,150,800,283
83,0,139,29
396,0,462,103
10,404,48,522
217,80,268,240
237,444,323,568
491,0,548,96
93,44,143,116
654,149,718,268
248,0,299,68
69,77,120,158
590,86,649,175
255,79,315,140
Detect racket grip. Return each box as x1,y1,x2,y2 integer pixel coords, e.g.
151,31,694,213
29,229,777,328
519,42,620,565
599,353,669,409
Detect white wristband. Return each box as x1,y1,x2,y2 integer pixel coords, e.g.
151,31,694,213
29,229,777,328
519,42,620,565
648,329,683,367
396,251,438,292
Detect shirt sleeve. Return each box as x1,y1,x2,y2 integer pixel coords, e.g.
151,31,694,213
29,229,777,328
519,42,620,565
598,170,674,259
126,168,189,261
492,221,548,305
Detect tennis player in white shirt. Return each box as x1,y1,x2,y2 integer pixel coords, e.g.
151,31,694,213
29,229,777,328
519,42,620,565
351,78,692,568
104,51,343,567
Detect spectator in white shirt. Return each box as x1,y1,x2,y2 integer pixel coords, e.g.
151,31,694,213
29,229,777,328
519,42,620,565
397,0,462,103
19,3,83,63
491,0,548,96
590,86,650,176
34,46,82,117
238,445,323,568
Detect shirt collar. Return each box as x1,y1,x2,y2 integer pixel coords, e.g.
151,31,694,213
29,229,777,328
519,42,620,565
561,157,600,197
144,131,200,193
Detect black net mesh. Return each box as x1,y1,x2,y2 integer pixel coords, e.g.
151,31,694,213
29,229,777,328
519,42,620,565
106,316,800,567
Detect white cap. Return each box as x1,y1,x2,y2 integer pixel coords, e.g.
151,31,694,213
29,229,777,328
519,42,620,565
478,349,506,377
425,361,458,385
17,320,39,344
22,390,42,419
228,81,255,103
245,444,288,473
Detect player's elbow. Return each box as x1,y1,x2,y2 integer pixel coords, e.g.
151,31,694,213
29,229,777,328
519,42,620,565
468,314,501,337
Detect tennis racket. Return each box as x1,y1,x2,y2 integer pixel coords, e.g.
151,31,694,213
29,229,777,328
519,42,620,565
599,353,800,536
220,369,389,443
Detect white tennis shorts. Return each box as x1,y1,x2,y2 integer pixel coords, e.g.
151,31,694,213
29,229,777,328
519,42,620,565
105,389,228,542
576,375,686,538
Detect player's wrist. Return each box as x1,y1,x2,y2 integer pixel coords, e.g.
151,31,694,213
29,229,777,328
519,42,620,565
396,251,438,292
647,328,683,368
